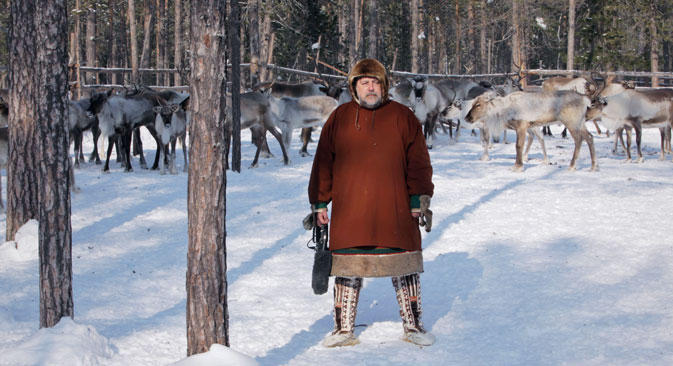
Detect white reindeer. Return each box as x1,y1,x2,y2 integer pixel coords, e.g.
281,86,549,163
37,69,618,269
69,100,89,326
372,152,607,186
153,96,190,175
445,96,548,164
466,90,597,172
225,92,290,168
541,75,601,136
267,94,337,157
587,88,673,163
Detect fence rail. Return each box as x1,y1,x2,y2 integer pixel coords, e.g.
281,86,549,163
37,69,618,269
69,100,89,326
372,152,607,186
68,64,673,92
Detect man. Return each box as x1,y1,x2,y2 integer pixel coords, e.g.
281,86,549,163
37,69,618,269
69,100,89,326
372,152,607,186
308,58,435,347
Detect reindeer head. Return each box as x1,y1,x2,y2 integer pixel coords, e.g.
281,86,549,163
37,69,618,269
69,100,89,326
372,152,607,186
153,96,180,127
465,93,495,123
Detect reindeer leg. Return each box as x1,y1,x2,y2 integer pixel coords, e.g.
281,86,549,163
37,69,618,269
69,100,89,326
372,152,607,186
300,127,313,157
122,131,134,172
658,127,667,161
479,126,490,161
267,125,290,165
582,126,598,171
180,133,188,173
78,131,85,162
592,120,602,136
170,139,178,175
634,123,643,163
160,143,168,175
145,124,162,170
103,136,115,172
511,122,526,172
533,126,550,164
90,124,102,164
132,128,148,169
523,129,534,162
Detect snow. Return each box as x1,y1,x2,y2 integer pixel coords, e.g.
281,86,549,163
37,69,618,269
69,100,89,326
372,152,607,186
1,125,673,366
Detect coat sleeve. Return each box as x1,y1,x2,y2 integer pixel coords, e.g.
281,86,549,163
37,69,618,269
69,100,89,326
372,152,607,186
308,110,337,205
405,110,434,197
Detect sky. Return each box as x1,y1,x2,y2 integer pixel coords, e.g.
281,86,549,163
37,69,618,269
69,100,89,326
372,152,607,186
0,123,672,366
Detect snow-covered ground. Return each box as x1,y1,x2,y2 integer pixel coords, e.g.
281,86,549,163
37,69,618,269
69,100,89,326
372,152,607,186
1,124,672,366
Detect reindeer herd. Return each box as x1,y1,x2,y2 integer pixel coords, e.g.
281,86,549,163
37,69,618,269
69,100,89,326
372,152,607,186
0,70,671,207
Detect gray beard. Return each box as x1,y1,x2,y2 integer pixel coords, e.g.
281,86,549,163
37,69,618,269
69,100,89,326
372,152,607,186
361,97,382,109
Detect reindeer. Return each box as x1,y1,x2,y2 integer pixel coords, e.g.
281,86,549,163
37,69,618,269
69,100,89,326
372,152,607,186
540,75,601,137
152,96,190,175
225,91,289,168
267,94,337,156
407,76,448,149
68,98,100,167
263,79,347,157
88,89,169,172
587,88,673,163
466,90,597,172
445,95,548,164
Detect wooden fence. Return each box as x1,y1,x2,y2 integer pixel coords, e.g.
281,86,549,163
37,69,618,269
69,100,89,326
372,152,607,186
68,64,673,94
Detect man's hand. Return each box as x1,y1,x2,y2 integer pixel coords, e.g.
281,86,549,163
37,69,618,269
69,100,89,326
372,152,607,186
418,195,432,232
316,211,330,226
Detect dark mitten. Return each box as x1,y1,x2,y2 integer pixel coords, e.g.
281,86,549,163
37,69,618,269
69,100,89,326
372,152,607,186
419,195,432,232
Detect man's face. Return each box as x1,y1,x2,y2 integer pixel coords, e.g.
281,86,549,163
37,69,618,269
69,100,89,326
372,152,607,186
355,77,382,108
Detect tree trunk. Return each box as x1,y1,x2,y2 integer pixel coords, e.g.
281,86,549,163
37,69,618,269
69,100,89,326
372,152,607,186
35,0,73,329
410,0,419,73
74,0,82,98
649,6,659,87
366,0,377,59
454,0,461,73
128,0,139,84
229,0,241,172
174,0,182,85
248,0,260,87
511,0,525,85
109,0,118,85
259,4,272,82
155,0,165,85
567,0,575,71
187,0,229,354
85,1,96,89
338,0,348,66
139,0,154,85
350,0,362,67
479,0,487,73
7,0,40,242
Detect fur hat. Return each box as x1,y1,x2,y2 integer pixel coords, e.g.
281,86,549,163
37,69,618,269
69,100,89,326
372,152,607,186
348,58,390,105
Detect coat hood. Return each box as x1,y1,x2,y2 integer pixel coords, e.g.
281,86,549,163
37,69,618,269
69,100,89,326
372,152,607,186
348,58,390,106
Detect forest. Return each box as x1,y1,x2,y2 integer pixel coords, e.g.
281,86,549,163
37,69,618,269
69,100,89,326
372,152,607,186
2,0,673,89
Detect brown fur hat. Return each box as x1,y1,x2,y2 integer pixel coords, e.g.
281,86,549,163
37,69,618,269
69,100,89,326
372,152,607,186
348,58,390,105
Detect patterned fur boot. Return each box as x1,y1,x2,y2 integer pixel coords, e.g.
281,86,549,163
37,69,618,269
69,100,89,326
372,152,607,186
393,273,435,346
322,276,363,347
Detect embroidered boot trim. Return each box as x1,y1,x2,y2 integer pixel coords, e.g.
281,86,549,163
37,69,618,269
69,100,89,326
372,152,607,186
332,276,363,334
392,273,426,333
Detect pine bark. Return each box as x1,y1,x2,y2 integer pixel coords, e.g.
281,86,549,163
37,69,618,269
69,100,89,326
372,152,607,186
174,0,182,85
139,0,154,85
649,5,659,87
410,0,419,73
479,1,487,73
367,0,377,59
155,0,165,85
85,1,96,88
511,0,523,74
248,0,260,87
454,0,461,73
187,0,229,355
128,0,139,83
35,0,73,329
7,0,40,242
109,0,118,84
567,0,575,71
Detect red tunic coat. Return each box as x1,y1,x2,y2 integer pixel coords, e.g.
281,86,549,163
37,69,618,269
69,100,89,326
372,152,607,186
308,99,434,251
